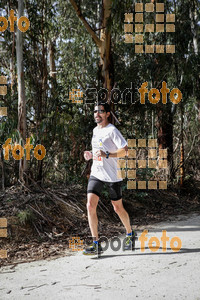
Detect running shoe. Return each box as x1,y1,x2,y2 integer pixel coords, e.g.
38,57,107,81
83,242,103,255
123,230,137,251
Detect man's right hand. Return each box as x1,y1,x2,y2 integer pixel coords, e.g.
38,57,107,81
84,151,93,161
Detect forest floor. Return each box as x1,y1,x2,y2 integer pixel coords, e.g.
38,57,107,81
0,180,200,268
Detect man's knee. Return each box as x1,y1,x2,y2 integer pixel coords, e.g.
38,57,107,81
86,201,97,213
87,193,99,213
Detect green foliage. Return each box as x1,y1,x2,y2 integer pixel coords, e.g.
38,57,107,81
0,0,199,187
135,192,148,200
17,209,34,225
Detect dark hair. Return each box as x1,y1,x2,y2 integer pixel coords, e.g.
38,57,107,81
94,101,111,112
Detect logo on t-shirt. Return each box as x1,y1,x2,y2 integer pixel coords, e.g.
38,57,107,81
93,138,103,166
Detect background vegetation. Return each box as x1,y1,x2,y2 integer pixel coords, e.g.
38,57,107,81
0,0,199,190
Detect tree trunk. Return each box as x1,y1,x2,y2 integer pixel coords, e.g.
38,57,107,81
16,0,27,182
153,71,174,179
99,0,113,93
69,0,114,118
37,2,48,184
180,102,184,186
157,104,174,169
190,0,198,55
10,32,15,95
49,41,56,80
0,149,5,190
190,0,200,123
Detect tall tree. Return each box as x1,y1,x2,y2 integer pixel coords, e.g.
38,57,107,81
69,0,114,96
16,0,27,182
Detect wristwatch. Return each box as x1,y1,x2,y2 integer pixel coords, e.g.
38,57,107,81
106,151,110,159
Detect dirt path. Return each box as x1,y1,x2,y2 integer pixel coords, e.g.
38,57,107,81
0,213,200,300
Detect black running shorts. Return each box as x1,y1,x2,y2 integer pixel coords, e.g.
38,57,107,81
87,175,122,201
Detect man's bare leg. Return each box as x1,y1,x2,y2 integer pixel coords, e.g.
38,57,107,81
87,193,99,240
111,199,132,233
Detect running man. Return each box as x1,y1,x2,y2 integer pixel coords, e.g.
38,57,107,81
83,101,136,255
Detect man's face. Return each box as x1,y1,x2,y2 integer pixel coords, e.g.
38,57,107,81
94,105,110,124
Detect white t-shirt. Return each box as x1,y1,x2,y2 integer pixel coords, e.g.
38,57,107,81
90,123,127,182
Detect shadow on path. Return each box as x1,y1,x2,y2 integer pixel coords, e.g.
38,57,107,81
91,247,200,260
